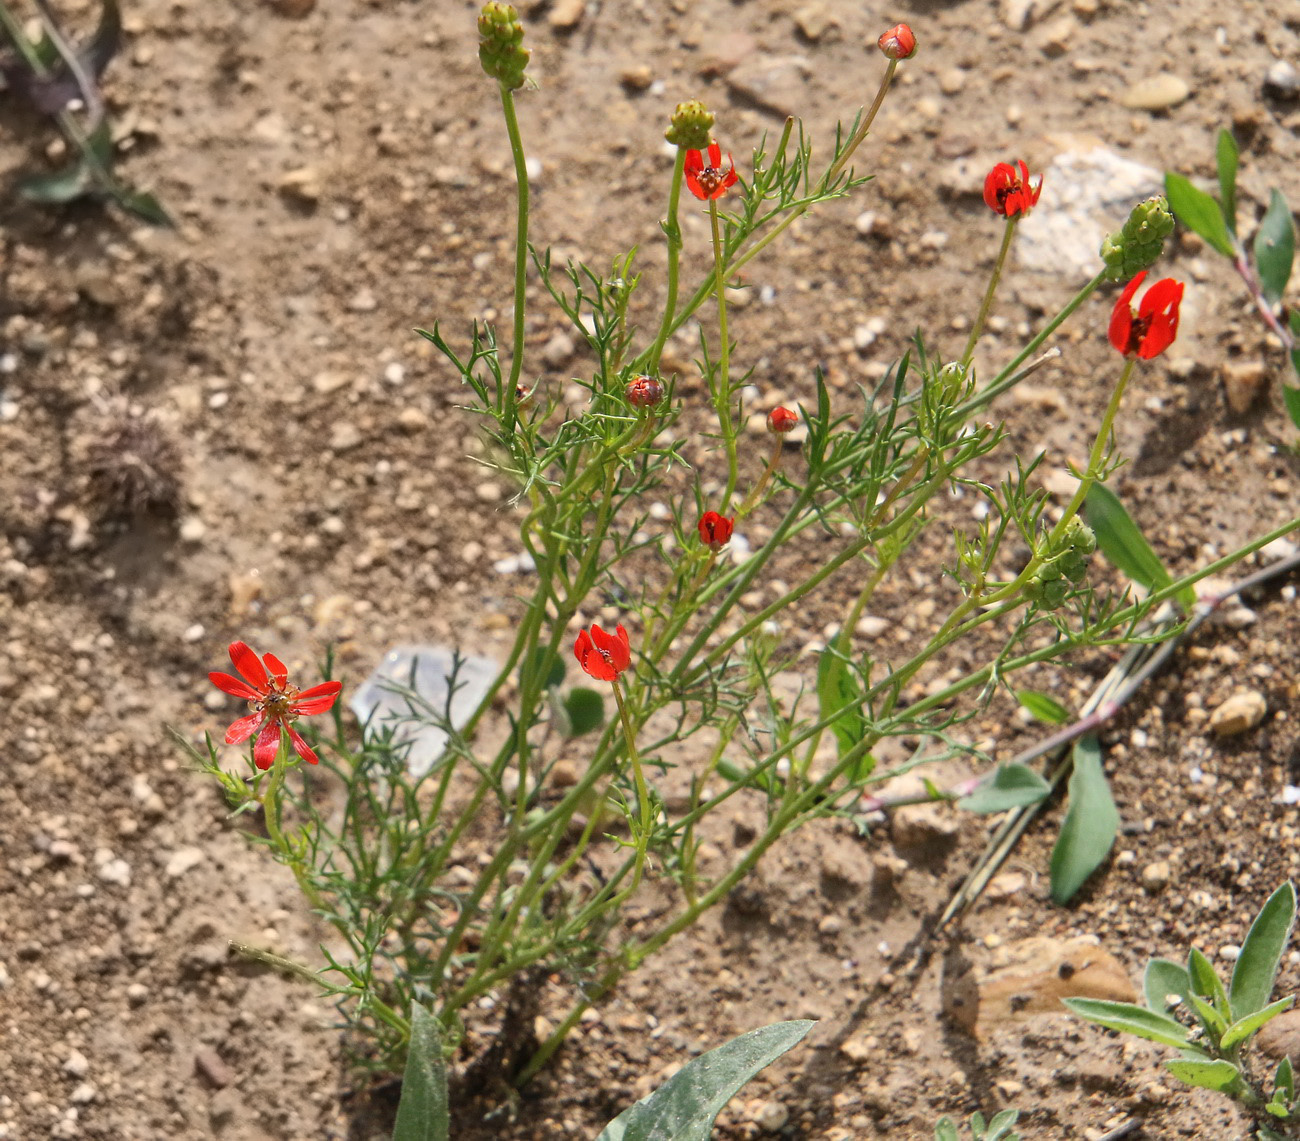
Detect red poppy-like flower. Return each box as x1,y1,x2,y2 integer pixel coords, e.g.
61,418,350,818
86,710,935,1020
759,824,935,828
982,160,1043,218
697,511,734,551
209,641,343,770
877,23,916,60
685,141,739,201
626,375,666,409
574,622,632,682
767,405,798,433
1107,271,1184,360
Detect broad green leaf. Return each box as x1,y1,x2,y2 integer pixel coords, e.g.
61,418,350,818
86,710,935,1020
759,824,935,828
985,1109,1021,1141
18,161,95,204
1254,190,1296,307
113,187,172,227
1016,688,1070,725
85,0,124,80
1165,172,1235,258
1165,1058,1242,1093
1189,991,1229,1040
563,687,606,737
392,1005,449,1141
1231,882,1297,1019
1049,735,1118,904
1282,386,1300,432
1085,484,1195,612
1144,958,1192,1013
1189,947,1231,1015
1216,129,1239,236
1275,1055,1295,1106
817,649,867,772
1222,996,1294,1051
933,1118,960,1141
1062,997,1190,1049
1290,311,1300,381
596,1020,814,1141
959,764,1050,814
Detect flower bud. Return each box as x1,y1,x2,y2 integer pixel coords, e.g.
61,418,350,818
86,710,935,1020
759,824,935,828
877,23,916,60
767,406,798,434
478,2,530,91
665,100,714,150
625,375,665,410
1100,196,1175,282
697,511,734,552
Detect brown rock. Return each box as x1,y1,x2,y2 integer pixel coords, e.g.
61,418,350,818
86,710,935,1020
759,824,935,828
194,1045,234,1089
267,0,315,14
1222,361,1267,415
943,935,1136,1037
1256,1010,1300,1063
1208,690,1268,737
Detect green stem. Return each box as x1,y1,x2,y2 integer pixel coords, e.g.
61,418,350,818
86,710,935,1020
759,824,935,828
960,216,1017,367
611,677,652,891
709,198,740,507
500,83,530,415
647,149,688,375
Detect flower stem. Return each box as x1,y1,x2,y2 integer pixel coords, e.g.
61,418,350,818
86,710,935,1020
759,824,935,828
499,83,530,416
737,438,784,518
611,677,652,891
647,149,688,375
960,216,1018,367
709,198,740,506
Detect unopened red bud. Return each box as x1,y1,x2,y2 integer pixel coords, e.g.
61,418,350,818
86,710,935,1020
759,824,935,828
697,511,734,552
625,375,665,410
515,383,534,408
877,23,916,60
767,406,798,434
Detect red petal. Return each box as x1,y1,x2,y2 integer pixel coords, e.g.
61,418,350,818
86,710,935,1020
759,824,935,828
287,726,320,765
684,148,703,176
253,722,281,770
292,682,343,716
225,710,265,745
1108,272,1146,355
1136,277,1184,359
574,629,616,681
982,164,1010,212
590,623,631,674
228,641,269,692
209,671,260,700
263,651,290,687
707,141,722,167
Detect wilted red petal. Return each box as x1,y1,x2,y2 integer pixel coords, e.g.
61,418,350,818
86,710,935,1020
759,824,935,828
253,722,281,770
293,681,343,716
263,651,290,687
228,641,270,692
209,671,261,700
287,726,320,766
225,710,265,745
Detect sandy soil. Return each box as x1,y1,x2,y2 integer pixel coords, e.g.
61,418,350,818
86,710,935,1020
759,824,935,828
3,0,1300,1138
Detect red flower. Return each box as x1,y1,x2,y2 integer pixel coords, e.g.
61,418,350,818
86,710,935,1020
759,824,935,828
209,641,343,770
625,375,665,409
685,141,739,201
982,160,1043,218
574,623,632,682
877,23,916,60
697,511,734,551
1107,272,1184,360
767,405,798,433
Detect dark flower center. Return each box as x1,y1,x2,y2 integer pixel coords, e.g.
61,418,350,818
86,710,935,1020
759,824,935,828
696,167,726,195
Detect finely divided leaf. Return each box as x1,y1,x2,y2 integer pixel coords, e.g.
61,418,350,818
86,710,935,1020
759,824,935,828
596,1021,814,1141
1049,735,1118,904
1230,882,1297,1020
1164,172,1235,258
392,1005,449,1141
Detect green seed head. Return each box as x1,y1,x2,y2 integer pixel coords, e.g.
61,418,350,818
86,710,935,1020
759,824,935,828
665,100,714,150
1100,195,1175,281
478,2,530,90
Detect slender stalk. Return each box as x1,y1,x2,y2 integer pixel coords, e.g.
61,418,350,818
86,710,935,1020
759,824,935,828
960,216,1017,367
647,149,688,374
499,83,530,413
611,677,652,890
709,198,741,506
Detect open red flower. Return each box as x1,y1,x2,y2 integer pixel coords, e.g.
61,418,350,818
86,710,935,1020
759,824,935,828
1107,271,1184,360
697,511,734,551
685,141,739,201
982,160,1043,218
209,641,343,770
767,405,798,433
574,622,631,682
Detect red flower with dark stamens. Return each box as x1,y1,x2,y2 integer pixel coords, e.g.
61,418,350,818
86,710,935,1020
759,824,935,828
684,141,739,201
877,23,916,60
574,623,632,682
767,405,798,433
982,160,1043,218
209,641,343,770
1107,271,1184,360
697,511,734,551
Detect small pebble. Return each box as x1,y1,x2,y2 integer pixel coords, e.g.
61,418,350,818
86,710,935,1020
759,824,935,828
1208,690,1267,737
1141,860,1171,892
